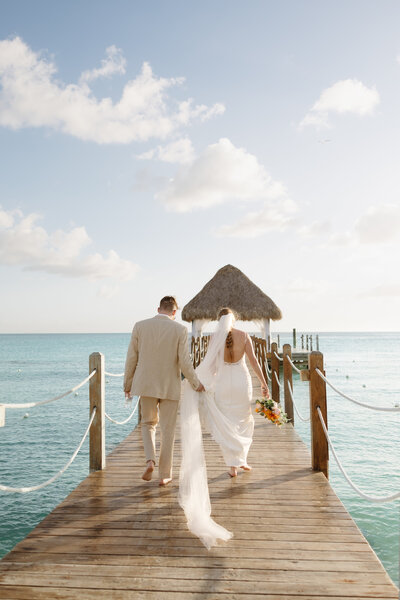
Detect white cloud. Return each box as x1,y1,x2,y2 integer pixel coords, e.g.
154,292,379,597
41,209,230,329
157,138,287,212
137,137,195,164
327,203,400,247
215,201,296,238
298,220,332,238
0,207,137,280
300,79,380,129
0,37,224,144
80,45,126,83
363,283,400,297
354,203,400,243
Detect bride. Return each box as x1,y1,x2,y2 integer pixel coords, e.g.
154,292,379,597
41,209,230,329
179,307,270,549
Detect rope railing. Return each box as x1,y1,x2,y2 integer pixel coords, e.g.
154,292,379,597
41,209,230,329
105,397,140,425
274,371,281,388
288,381,310,422
316,407,400,504
1,370,97,410
286,354,301,374
105,371,124,377
315,369,400,412
274,351,283,362
0,408,97,494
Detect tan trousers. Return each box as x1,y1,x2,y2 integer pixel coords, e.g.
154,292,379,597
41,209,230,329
140,397,179,480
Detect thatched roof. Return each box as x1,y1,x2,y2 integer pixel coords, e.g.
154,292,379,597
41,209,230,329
182,265,282,322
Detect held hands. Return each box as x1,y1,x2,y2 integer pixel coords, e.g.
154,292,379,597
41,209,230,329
196,383,205,392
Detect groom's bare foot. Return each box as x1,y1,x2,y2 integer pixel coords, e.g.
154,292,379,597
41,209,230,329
228,467,237,477
142,461,154,481
240,465,252,471
159,477,172,486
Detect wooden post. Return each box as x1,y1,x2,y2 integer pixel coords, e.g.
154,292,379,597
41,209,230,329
271,342,280,404
310,335,313,351
316,335,320,351
277,334,280,349
283,344,293,425
293,328,297,349
301,334,304,349
89,352,105,472
309,351,328,478
260,338,268,384
306,335,309,351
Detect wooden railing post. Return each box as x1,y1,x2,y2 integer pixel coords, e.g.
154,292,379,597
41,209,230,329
309,351,328,478
283,344,294,425
293,328,297,349
89,352,105,472
271,342,280,404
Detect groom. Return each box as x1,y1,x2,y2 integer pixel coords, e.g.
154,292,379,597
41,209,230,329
124,296,204,486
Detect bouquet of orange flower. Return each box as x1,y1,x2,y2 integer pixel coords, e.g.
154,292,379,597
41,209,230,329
255,398,288,426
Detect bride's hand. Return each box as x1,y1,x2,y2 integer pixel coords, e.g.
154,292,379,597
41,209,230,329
261,384,270,398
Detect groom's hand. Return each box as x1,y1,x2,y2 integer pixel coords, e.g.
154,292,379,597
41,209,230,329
196,383,205,392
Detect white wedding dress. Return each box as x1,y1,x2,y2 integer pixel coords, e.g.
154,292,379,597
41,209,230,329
211,354,254,467
179,314,254,549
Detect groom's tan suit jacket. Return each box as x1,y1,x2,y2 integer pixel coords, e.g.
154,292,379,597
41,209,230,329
124,314,200,401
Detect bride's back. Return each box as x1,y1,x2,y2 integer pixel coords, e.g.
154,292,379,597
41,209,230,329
223,328,247,363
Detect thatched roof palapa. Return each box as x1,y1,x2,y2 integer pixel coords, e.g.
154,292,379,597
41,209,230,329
182,264,282,322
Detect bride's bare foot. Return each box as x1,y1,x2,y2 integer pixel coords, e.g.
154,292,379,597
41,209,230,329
240,465,252,471
159,477,172,486
228,467,238,477
142,460,154,481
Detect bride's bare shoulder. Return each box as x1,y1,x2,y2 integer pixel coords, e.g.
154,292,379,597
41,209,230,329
232,328,247,340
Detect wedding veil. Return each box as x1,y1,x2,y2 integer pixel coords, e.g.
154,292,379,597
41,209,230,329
179,313,234,549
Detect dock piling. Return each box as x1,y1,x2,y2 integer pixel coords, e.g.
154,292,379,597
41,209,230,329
270,341,280,404
309,351,328,478
89,352,106,472
283,343,294,425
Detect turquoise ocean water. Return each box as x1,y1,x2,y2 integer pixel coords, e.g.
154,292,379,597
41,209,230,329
0,332,399,586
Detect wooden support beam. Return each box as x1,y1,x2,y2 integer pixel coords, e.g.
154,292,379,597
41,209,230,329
283,344,293,426
89,352,105,472
270,342,280,404
309,351,328,479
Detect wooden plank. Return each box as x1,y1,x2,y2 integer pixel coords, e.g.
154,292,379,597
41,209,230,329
0,363,398,599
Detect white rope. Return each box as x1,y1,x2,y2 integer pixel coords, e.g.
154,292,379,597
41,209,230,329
105,372,124,377
274,351,283,362
274,371,281,388
266,361,271,374
316,369,400,412
0,370,97,410
0,409,96,494
288,381,310,422
316,408,400,504
286,355,301,374
265,364,271,382
105,397,140,425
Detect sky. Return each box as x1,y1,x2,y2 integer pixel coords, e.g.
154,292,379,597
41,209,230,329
1,0,400,333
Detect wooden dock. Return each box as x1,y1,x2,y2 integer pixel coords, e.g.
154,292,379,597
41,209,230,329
0,370,398,599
